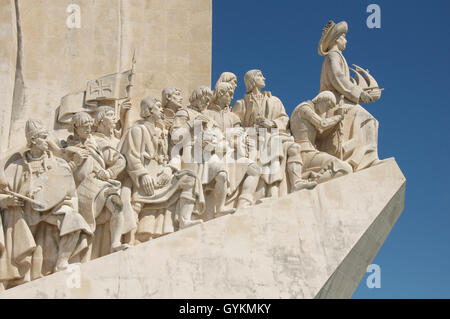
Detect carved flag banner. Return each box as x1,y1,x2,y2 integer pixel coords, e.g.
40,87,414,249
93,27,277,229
58,91,86,123
86,70,132,102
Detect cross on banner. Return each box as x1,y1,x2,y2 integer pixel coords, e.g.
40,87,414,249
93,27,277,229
89,80,112,98
85,70,132,102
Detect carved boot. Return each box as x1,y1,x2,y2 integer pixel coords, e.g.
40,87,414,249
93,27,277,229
55,231,81,272
178,195,203,229
236,194,253,209
107,194,130,253
214,171,235,216
287,162,317,192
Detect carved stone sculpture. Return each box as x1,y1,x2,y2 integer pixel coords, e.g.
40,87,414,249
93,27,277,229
64,112,129,259
317,20,384,171
0,119,92,290
205,81,260,209
214,72,238,95
0,10,400,295
171,86,235,219
120,97,205,243
92,106,137,245
290,91,353,183
233,70,316,200
161,87,184,130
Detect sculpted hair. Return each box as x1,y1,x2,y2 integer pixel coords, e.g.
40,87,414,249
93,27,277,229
189,86,213,104
161,87,180,107
95,106,115,126
72,112,93,129
244,69,261,93
214,72,237,90
312,91,336,106
140,96,161,118
213,82,234,101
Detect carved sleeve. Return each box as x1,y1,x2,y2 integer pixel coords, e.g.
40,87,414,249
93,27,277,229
232,99,246,124
271,97,289,131
106,151,126,179
300,104,341,133
326,52,362,104
171,109,191,145
0,194,9,210
123,126,148,185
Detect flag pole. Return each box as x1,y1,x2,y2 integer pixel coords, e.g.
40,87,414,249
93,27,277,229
120,49,136,135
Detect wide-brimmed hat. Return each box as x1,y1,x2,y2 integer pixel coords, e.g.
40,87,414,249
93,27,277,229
318,20,348,56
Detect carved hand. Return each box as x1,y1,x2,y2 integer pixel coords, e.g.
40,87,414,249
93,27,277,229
232,126,244,137
141,174,154,196
73,149,90,166
255,116,265,126
260,119,275,129
4,195,24,207
120,98,132,115
156,168,172,187
96,169,111,181
336,114,345,123
360,91,373,104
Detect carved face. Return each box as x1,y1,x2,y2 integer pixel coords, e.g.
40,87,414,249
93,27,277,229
169,90,183,110
230,78,237,91
198,94,212,112
229,80,237,99
317,99,335,114
76,123,92,140
101,109,117,129
336,34,347,51
151,101,163,120
254,71,266,89
217,90,232,107
31,133,49,152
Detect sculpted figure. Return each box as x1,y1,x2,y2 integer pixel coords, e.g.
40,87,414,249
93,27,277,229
0,120,92,289
233,70,316,199
161,87,184,129
290,91,353,183
121,96,205,242
205,82,260,209
318,20,383,171
214,72,238,93
92,106,137,245
172,86,235,218
65,112,129,259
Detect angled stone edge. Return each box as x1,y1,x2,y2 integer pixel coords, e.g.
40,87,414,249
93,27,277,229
0,158,406,299
315,180,406,298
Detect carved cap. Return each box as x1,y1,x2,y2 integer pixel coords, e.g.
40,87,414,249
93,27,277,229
318,20,348,56
25,119,48,143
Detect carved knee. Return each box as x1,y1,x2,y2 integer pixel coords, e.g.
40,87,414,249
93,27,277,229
215,171,228,184
246,163,260,177
107,194,123,214
287,143,302,163
179,174,196,190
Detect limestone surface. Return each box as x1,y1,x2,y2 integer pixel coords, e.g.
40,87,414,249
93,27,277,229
0,159,405,299
0,0,212,152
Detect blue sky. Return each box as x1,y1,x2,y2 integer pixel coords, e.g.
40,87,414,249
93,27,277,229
211,0,450,298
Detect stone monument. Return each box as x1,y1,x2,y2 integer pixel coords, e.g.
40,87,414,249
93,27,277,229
0,1,405,299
